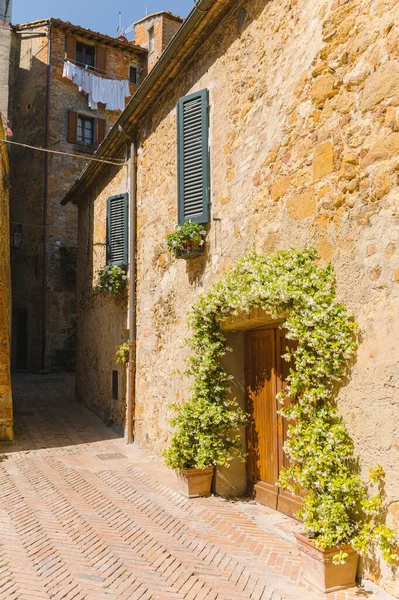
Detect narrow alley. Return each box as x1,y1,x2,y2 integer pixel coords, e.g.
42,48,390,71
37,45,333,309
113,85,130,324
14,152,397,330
0,375,370,600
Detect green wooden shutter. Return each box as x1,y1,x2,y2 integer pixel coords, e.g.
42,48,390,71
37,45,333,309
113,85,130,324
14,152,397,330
177,89,210,225
106,194,129,266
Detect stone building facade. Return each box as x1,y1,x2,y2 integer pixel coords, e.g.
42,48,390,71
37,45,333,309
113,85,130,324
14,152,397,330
9,19,147,372
0,118,13,441
64,0,399,593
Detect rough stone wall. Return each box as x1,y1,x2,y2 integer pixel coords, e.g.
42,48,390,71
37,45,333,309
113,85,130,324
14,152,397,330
76,163,130,430
10,24,145,372
76,0,399,592
0,119,13,441
136,0,399,592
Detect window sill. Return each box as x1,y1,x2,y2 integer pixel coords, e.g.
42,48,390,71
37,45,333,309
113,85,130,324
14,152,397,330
73,144,97,154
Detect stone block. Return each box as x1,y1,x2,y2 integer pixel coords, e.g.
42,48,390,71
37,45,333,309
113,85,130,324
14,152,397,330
270,175,290,201
362,133,399,167
360,61,399,112
310,73,338,107
313,141,334,181
286,189,316,219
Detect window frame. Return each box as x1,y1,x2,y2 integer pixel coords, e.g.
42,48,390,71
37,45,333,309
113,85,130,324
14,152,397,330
76,41,95,68
129,65,138,85
112,370,119,400
77,114,95,147
148,26,155,54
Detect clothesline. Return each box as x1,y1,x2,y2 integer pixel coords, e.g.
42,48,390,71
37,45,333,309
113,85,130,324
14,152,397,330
63,58,125,82
63,61,131,111
0,138,127,166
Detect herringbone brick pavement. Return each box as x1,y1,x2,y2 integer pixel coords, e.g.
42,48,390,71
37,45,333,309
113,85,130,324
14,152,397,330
0,374,388,599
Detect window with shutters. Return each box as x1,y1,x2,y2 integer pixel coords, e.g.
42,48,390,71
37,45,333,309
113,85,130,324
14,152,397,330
68,112,106,148
106,194,129,266
177,89,210,225
65,35,106,75
76,42,95,68
77,116,94,146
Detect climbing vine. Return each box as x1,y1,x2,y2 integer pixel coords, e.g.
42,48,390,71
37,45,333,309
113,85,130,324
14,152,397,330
165,248,397,562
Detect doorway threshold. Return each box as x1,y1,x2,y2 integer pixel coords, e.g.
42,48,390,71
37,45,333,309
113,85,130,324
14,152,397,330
230,497,301,546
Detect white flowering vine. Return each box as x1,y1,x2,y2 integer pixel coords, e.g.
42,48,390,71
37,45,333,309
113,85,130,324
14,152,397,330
164,248,397,563
96,265,128,296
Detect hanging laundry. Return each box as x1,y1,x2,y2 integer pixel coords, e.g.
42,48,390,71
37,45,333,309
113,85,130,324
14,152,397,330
62,61,131,112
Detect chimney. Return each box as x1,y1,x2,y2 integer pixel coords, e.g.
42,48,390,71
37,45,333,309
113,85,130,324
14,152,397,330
0,0,12,23
134,11,183,72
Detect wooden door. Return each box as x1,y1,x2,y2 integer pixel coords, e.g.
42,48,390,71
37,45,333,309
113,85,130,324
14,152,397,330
275,329,302,517
245,326,300,519
245,328,278,508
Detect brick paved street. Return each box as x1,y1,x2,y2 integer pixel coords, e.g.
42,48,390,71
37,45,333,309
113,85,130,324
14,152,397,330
0,374,384,600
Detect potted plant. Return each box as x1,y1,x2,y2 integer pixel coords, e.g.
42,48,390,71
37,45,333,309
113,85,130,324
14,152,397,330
280,453,398,592
116,340,129,365
96,265,128,295
165,221,207,260
163,396,248,498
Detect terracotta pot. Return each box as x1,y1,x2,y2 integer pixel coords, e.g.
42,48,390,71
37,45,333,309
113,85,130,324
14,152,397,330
295,532,359,593
175,466,214,498
176,240,204,259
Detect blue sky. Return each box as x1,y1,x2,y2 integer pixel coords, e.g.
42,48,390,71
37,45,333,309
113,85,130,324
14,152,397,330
13,0,193,37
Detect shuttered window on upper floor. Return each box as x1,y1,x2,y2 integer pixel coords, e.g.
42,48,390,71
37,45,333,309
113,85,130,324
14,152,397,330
65,34,106,74
68,111,106,147
106,194,129,266
177,89,210,225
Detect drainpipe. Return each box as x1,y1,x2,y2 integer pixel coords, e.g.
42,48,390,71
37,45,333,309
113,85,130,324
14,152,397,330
126,139,137,443
40,24,51,373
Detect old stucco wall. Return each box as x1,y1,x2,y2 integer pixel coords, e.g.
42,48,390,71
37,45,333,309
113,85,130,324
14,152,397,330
76,0,399,592
0,119,13,441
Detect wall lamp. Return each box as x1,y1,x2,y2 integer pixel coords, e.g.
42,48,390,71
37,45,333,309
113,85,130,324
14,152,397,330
11,224,23,250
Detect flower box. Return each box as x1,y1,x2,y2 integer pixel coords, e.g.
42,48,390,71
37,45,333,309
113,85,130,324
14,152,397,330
295,532,359,593
176,240,204,260
175,466,214,498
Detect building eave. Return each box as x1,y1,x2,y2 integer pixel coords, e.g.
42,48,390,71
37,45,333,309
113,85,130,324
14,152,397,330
133,11,184,26
13,18,147,53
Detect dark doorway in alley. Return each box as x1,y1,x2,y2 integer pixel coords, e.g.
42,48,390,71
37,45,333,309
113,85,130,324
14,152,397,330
11,307,27,371
245,325,301,519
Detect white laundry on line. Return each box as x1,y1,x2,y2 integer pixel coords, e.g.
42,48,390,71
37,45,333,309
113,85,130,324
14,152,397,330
62,61,131,111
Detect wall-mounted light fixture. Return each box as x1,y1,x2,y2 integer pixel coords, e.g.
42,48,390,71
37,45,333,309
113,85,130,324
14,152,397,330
11,224,23,250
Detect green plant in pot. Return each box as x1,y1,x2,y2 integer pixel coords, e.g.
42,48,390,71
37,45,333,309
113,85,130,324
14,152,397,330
163,397,248,498
96,265,128,296
164,248,397,587
165,221,207,260
116,340,129,365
